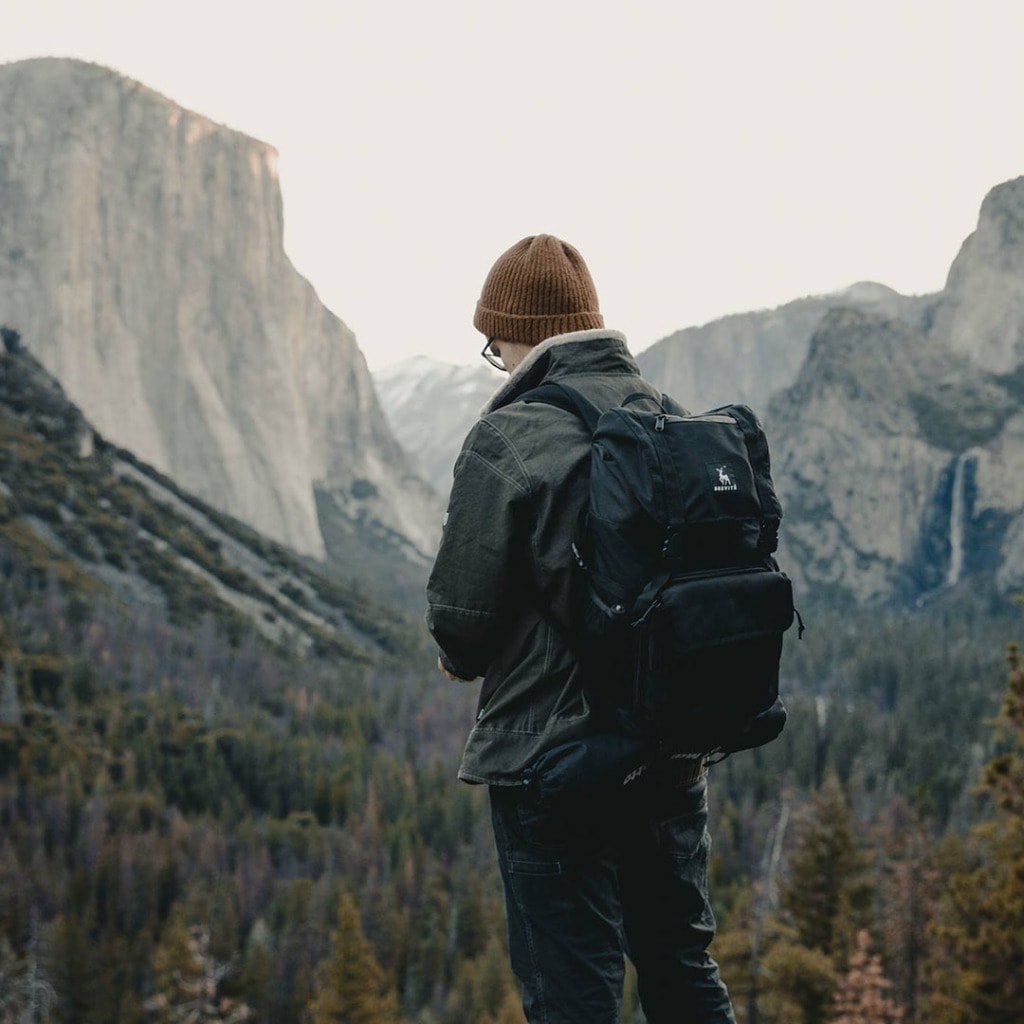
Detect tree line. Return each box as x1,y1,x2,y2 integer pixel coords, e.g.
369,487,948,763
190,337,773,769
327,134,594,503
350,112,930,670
0,536,1022,1022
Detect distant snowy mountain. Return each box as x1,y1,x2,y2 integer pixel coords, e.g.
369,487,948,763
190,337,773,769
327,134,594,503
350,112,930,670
373,357,501,497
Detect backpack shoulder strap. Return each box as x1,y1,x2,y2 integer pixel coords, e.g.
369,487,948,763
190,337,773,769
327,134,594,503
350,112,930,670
661,393,690,416
516,382,603,433
621,391,663,410
518,383,675,431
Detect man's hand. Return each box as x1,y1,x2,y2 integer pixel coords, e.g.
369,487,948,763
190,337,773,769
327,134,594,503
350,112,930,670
437,655,476,682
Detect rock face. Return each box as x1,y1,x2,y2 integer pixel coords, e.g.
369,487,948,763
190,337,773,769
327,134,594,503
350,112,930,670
769,308,1024,603
373,357,501,497
637,176,1024,604
0,58,438,576
929,177,1024,374
636,282,928,413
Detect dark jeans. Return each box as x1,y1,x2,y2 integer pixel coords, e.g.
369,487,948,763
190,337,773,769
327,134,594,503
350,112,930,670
489,765,736,1024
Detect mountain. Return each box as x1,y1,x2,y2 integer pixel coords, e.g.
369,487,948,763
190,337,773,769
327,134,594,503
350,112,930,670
373,285,933,509
929,176,1024,374
372,176,1024,605
636,282,930,413
0,57,439,592
767,177,1024,605
769,307,1024,604
373,357,501,497
0,340,422,662
632,178,1024,436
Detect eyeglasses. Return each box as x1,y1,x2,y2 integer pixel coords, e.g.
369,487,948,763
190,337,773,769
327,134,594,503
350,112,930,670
481,338,508,372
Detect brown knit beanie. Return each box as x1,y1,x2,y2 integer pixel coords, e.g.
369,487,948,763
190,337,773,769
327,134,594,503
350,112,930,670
473,234,604,346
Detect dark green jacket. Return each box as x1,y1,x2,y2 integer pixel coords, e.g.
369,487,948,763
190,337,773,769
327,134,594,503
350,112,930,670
425,329,660,785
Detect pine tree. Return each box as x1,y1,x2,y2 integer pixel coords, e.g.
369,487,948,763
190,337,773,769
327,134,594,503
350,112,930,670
307,892,401,1024
783,771,872,958
874,798,941,1020
828,930,903,1024
758,938,838,1024
236,918,274,1022
923,643,1024,1024
442,935,521,1024
147,917,252,1022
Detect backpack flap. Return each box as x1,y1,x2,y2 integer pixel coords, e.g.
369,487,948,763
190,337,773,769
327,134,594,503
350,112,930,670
588,406,777,596
636,568,794,754
645,409,772,567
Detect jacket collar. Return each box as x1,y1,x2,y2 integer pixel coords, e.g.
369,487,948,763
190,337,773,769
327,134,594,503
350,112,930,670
482,328,632,415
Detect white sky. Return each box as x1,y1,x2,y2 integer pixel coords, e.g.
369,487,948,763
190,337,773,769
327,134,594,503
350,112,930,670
5,1,1024,369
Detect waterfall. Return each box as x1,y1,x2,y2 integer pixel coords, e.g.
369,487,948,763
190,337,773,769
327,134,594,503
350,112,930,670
946,453,970,587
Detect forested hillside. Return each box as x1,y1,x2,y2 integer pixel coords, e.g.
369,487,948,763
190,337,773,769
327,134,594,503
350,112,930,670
2,341,1023,1022
0,340,416,661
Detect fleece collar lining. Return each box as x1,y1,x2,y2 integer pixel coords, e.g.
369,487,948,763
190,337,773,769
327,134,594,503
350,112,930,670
482,329,628,415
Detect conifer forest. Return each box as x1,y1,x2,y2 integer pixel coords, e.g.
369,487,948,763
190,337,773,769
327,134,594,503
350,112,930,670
2,349,1024,1023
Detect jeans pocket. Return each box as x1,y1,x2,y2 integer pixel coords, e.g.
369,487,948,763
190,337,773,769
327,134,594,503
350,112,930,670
491,784,572,859
513,793,572,854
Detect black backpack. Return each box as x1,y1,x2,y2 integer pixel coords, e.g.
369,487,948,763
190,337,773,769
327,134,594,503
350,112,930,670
519,382,801,759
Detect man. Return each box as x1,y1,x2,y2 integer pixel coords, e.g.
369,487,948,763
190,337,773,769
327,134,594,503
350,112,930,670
426,235,736,1024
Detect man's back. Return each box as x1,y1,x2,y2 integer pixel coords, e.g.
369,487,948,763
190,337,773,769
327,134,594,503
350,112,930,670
427,328,659,783
426,234,736,1024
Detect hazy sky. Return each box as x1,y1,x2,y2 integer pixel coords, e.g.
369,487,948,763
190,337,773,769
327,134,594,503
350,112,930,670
5,1,1024,369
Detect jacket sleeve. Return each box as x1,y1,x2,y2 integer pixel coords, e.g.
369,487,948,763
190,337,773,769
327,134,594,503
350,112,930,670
425,418,530,681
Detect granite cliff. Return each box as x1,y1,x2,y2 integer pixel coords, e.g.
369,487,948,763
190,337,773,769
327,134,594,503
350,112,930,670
930,177,1024,374
766,178,1024,604
769,308,1024,603
0,58,438,588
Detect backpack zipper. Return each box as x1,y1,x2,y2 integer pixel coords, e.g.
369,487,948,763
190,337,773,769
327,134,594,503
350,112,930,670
680,414,736,424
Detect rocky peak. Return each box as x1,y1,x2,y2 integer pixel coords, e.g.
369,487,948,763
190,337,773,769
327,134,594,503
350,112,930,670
976,176,1024,249
930,175,1024,373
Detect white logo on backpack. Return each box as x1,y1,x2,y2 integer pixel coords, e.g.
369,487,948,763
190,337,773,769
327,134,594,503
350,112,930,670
709,463,738,492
